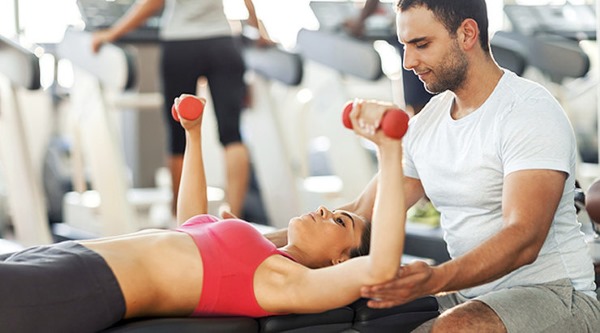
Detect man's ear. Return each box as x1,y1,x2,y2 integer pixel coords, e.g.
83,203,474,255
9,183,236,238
459,18,479,50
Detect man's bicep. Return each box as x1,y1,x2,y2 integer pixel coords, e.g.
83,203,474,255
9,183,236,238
502,169,567,234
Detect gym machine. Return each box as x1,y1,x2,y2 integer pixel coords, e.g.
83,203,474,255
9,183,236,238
0,35,53,246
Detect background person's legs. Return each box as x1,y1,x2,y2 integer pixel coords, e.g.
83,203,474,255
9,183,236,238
206,37,249,218
161,40,207,216
223,142,250,217
162,37,249,218
168,155,184,215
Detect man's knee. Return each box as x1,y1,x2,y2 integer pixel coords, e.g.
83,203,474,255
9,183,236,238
430,300,506,333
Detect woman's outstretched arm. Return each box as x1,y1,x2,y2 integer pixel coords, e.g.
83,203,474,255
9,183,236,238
341,101,407,282
265,104,409,313
173,95,208,225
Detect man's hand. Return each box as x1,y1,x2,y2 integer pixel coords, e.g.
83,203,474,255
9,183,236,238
360,260,436,308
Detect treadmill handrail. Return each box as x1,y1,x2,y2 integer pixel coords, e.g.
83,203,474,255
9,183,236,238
243,45,303,87
494,31,590,83
57,28,136,91
0,35,41,90
296,29,383,81
490,32,528,77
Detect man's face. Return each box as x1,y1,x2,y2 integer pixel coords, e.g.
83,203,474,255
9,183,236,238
396,6,468,94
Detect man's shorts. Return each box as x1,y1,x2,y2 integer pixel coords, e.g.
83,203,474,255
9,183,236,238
437,279,600,333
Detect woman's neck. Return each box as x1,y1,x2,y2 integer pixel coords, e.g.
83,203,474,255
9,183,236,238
279,245,325,269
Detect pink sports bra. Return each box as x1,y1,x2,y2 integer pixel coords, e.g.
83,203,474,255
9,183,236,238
176,214,294,317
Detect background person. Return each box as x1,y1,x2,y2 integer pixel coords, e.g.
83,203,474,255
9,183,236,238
91,0,268,218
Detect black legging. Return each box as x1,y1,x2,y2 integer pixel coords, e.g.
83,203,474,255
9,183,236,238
0,242,125,332
161,36,247,154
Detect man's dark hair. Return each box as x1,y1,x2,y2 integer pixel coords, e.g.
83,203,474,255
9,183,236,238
396,0,490,53
350,220,372,258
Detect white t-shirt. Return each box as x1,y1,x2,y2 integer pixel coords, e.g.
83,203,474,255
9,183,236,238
403,70,596,298
160,0,232,41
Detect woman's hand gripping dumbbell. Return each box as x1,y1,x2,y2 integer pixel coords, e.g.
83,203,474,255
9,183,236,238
171,95,206,122
342,99,409,139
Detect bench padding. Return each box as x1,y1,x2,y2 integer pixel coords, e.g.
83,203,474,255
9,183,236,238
104,297,438,332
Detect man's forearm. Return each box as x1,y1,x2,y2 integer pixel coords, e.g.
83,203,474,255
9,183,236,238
432,224,545,294
432,169,564,294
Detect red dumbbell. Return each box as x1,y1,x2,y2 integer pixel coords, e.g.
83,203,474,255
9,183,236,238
342,101,409,139
171,96,205,122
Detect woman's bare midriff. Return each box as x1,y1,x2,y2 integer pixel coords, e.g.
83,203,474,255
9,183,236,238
79,229,203,318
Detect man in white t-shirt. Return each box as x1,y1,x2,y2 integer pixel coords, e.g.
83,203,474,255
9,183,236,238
344,0,600,331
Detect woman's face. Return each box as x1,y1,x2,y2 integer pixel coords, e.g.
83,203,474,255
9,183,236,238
288,206,367,267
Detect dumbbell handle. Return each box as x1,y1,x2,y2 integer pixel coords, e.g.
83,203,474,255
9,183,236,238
172,96,205,122
342,101,409,139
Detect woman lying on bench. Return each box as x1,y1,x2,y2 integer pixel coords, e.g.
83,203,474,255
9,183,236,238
0,95,409,332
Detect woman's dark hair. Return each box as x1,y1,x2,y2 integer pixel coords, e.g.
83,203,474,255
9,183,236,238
396,0,490,53
350,219,372,258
